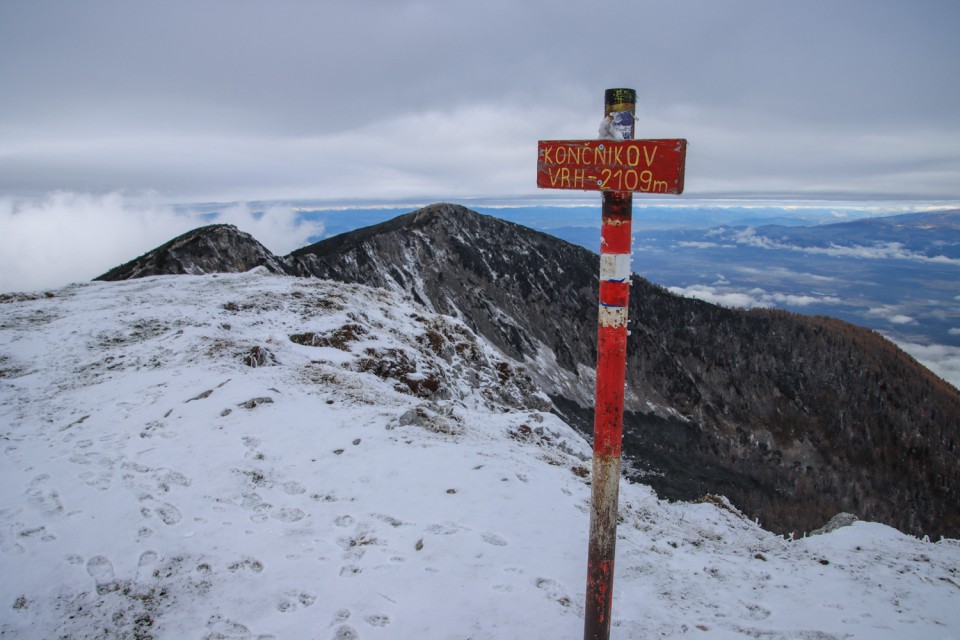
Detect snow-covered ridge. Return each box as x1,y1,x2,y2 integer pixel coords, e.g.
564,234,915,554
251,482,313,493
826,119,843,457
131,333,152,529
89,205,960,540
1,273,957,639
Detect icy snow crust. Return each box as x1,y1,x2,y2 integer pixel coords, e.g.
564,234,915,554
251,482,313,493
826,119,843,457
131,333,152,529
1,272,958,639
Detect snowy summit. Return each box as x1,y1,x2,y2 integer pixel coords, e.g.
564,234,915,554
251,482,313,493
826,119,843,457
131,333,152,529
1,271,958,639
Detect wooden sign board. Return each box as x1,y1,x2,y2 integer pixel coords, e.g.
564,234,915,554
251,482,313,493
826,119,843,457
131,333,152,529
537,139,687,194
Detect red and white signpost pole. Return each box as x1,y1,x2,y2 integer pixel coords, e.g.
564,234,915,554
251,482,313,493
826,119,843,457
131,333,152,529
537,88,687,640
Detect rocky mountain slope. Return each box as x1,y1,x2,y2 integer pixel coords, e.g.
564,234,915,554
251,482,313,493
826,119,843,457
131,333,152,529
93,204,960,538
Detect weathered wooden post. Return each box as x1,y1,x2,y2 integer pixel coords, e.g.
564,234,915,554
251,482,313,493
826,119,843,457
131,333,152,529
537,88,687,640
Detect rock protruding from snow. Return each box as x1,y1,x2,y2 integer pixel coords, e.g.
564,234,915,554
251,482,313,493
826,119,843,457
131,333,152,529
811,513,859,535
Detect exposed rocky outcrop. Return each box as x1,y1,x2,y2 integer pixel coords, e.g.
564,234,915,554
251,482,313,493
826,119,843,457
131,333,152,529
95,224,287,281
286,204,599,405
93,204,960,538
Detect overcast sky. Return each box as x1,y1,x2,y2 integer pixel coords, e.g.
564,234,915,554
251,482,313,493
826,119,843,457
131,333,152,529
2,0,960,292
2,0,959,204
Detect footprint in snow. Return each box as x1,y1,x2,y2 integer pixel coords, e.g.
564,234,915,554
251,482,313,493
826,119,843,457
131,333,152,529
332,625,359,640
283,481,306,495
135,550,159,583
4,445,24,468
742,601,772,620
26,474,64,517
205,615,274,640
139,495,182,525
365,614,390,627
481,532,509,546
153,468,191,492
275,590,317,613
227,557,264,573
272,507,306,522
0,531,25,555
17,525,55,542
68,450,112,467
536,577,573,608
86,555,118,594
373,513,405,528
78,470,112,491
426,522,466,535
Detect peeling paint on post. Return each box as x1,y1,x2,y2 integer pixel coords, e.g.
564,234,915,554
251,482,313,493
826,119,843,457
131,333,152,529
537,88,686,640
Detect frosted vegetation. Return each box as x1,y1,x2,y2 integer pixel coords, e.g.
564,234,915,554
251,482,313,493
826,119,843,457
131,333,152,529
1,271,957,638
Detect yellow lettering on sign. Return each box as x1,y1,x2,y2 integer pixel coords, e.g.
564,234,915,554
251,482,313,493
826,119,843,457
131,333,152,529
573,169,585,189
611,146,623,165
643,145,658,167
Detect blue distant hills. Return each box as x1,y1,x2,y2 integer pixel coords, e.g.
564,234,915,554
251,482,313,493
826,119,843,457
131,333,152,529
618,209,960,348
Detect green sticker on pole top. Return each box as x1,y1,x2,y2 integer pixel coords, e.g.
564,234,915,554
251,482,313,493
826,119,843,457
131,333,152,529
605,88,636,106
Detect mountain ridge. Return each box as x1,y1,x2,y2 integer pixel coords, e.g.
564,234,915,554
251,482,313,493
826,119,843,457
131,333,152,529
93,203,960,538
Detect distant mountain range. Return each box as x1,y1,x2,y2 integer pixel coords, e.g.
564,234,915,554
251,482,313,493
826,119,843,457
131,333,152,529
588,209,960,350
746,209,960,256
95,203,960,538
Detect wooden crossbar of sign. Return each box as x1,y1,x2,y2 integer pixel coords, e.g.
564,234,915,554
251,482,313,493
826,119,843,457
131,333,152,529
537,139,687,194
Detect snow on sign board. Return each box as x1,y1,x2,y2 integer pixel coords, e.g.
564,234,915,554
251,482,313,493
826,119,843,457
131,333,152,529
537,139,687,194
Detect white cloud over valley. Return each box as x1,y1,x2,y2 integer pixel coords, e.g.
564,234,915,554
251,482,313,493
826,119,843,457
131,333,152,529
0,193,323,293
665,284,839,310
731,228,960,265
890,339,960,390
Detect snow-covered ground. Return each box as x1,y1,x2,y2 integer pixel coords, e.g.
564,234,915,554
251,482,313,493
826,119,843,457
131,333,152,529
1,271,958,639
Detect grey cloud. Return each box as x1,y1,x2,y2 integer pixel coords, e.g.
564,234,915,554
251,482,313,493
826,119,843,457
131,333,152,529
1,0,959,202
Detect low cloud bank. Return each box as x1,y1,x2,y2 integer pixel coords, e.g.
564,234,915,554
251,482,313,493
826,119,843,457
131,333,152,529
666,283,839,310
732,228,960,265
891,339,960,391
0,192,324,293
